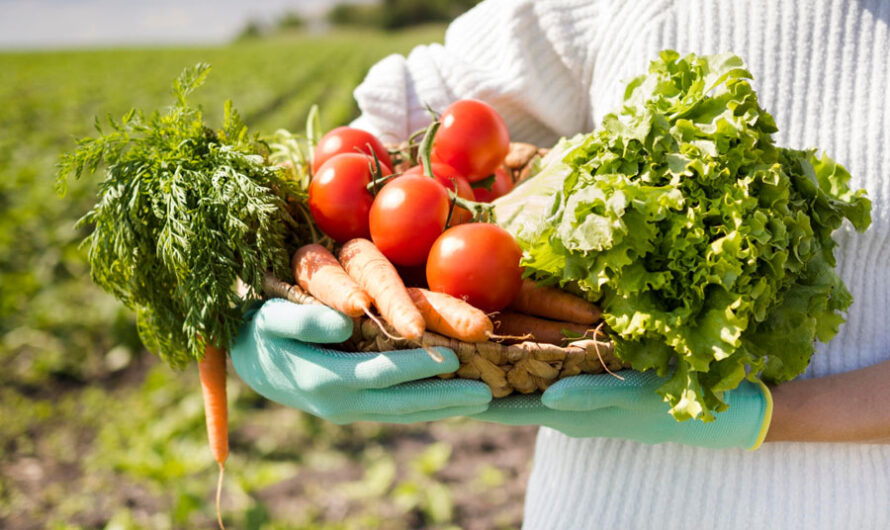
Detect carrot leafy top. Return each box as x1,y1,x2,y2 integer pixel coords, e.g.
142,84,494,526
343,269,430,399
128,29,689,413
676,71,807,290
58,64,307,368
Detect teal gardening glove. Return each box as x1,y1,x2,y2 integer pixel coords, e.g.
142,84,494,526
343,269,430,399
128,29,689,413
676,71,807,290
472,371,773,450
231,298,493,424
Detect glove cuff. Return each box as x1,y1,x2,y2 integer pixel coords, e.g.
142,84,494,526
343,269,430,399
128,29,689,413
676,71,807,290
745,379,774,451
686,379,772,450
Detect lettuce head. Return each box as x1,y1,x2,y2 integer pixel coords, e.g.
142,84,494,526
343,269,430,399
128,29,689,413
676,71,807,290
495,50,871,421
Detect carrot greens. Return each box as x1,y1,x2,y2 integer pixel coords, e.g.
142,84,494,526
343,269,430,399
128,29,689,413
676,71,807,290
57,64,308,368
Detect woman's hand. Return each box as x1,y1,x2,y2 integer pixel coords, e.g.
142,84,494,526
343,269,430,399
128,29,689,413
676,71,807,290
472,360,890,446
231,299,493,424
471,371,771,449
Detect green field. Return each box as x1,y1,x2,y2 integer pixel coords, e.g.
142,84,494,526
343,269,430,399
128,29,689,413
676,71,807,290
0,27,534,529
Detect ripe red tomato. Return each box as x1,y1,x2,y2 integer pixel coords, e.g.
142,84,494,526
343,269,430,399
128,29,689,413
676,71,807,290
472,167,514,203
308,153,390,242
312,126,392,175
369,175,450,266
426,223,522,312
431,99,510,182
402,163,475,224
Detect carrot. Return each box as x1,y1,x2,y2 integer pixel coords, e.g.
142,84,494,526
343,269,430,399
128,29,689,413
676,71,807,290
339,238,425,340
493,311,592,345
198,342,228,530
293,244,372,318
509,278,601,324
408,287,493,342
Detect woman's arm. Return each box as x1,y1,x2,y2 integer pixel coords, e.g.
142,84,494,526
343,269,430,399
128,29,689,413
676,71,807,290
766,359,890,443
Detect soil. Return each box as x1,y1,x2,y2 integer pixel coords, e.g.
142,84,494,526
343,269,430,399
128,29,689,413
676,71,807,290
0,356,539,529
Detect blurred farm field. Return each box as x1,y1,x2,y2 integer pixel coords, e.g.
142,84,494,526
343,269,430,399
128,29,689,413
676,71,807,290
0,27,534,529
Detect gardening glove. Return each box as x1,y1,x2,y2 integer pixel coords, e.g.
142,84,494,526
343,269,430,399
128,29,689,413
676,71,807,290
470,371,773,450
231,298,493,424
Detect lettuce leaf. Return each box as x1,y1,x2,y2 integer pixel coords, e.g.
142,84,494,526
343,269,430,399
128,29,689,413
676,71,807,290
496,51,871,421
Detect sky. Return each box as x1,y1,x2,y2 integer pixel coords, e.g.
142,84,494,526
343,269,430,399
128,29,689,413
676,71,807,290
0,0,360,49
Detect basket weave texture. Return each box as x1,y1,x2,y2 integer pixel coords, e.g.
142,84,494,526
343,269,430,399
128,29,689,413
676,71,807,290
348,318,624,398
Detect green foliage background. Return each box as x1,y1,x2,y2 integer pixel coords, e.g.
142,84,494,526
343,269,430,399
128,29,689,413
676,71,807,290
0,27,531,529
328,0,482,30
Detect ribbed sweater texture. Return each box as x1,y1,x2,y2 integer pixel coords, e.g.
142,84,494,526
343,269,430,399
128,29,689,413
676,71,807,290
351,1,890,527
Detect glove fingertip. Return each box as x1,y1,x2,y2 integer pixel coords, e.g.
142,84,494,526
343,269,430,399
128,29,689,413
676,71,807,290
542,381,606,411
258,299,353,343
312,307,355,344
438,379,492,405
541,389,580,410
403,347,460,374
468,382,494,403
433,347,460,373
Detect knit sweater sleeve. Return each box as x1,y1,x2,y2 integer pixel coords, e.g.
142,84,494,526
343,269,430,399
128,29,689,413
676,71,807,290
351,0,603,146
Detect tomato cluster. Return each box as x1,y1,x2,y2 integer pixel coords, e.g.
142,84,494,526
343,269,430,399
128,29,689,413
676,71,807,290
306,99,523,311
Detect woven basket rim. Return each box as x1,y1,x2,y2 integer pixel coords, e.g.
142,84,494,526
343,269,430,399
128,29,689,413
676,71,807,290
262,274,626,397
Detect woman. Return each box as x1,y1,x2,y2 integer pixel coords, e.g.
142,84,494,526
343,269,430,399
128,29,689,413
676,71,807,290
232,0,890,527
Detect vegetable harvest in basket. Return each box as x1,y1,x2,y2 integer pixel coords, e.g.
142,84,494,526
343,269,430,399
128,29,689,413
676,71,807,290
56,62,603,526
58,49,872,514
495,50,871,421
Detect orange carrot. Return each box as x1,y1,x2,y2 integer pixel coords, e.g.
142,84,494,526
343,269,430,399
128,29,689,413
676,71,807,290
293,244,372,318
339,238,425,340
493,311,592,345
199,343,228,530
408,287,493,342
509,278,601,324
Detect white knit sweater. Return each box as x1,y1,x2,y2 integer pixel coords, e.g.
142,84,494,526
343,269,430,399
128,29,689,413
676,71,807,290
351,1,890,527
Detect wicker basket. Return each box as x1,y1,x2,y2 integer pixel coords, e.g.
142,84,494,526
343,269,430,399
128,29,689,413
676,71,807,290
263,275,625,400
262,141,627,398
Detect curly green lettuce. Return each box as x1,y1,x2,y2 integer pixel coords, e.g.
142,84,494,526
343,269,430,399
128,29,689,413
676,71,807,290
496,50,871,421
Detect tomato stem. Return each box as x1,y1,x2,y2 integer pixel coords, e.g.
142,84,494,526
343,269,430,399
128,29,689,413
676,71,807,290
423,102,440,120
365,145,388,194
417,120,440,179
447,191,494,223
365,173,398,192
407,127,428,145
445,192,457,227
368,143,385,173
